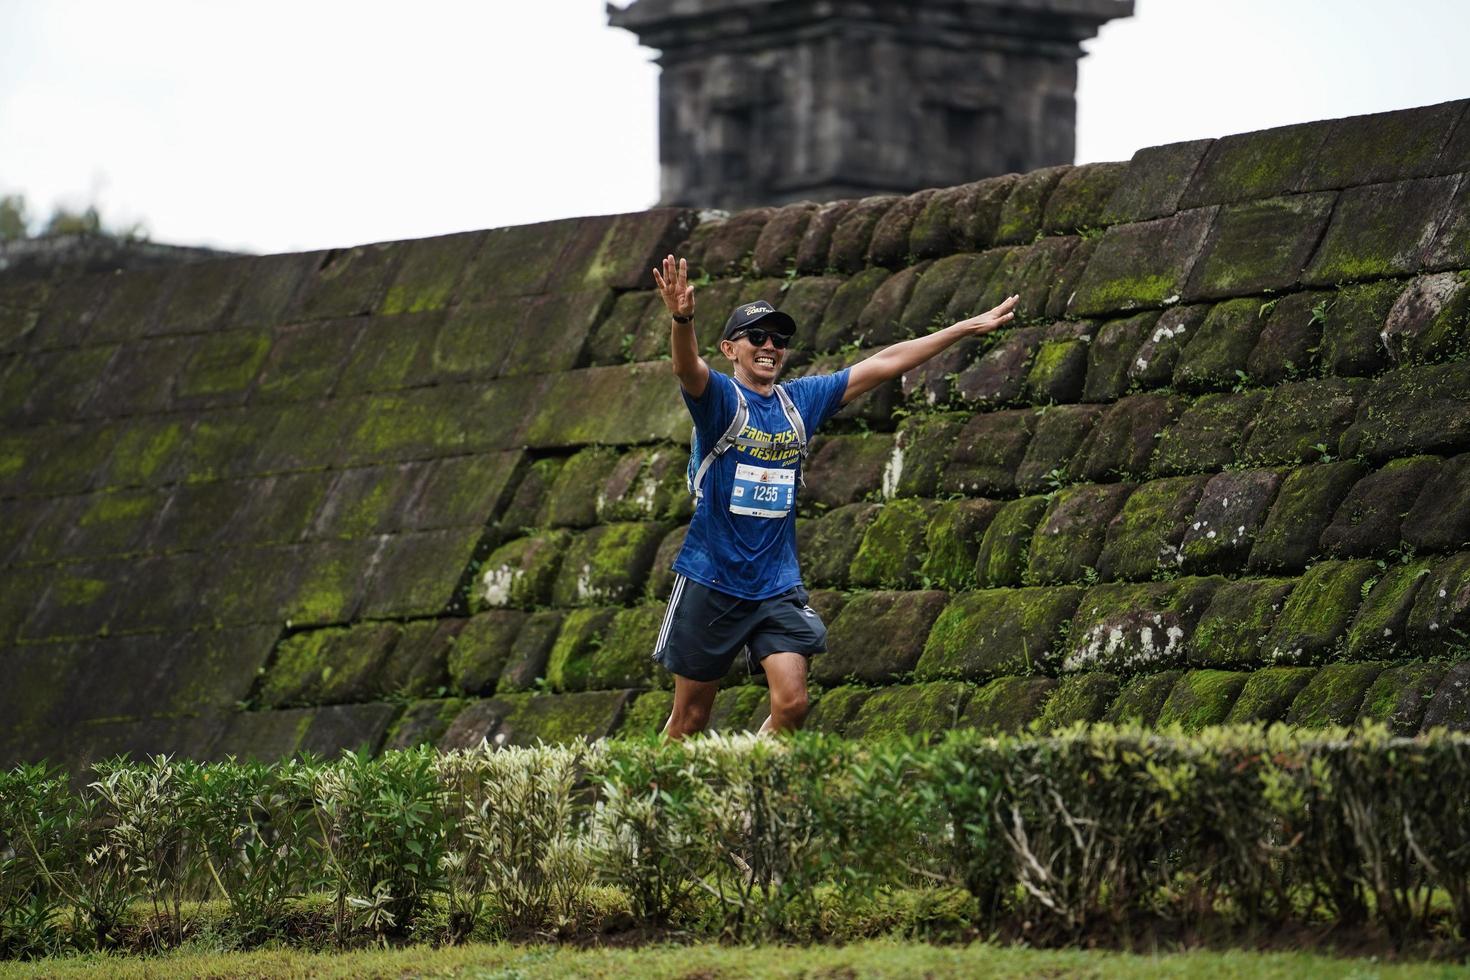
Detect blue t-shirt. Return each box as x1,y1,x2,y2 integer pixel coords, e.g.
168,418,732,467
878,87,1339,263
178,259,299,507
673,368,851,600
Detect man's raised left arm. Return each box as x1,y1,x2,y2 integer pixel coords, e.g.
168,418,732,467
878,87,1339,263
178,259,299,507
841,294,1019,405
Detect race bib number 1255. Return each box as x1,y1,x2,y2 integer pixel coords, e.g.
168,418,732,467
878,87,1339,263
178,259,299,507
729,463,795,518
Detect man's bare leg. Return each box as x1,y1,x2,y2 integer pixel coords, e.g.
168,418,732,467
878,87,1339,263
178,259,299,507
664,673,721,739
758,652,809,734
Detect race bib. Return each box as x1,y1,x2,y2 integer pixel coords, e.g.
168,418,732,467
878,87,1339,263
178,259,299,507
729,463,795,518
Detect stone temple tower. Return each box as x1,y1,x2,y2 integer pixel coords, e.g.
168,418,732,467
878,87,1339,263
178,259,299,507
608,0,1133,211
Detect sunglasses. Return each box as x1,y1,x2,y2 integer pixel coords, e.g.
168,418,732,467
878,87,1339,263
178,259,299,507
732,327,790,349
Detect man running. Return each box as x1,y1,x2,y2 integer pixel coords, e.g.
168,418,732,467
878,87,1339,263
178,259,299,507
650,253,1018,738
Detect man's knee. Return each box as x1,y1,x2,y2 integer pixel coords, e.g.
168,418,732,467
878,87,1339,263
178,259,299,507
770,685,808,719
671,700,711,730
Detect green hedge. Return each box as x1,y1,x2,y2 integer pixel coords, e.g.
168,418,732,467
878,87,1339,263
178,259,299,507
3,725,1470,958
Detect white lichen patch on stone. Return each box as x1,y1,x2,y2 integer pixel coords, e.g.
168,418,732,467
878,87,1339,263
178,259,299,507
575,563,609,604
881,442,904,499
1064,618,1187,673
481,565,521,607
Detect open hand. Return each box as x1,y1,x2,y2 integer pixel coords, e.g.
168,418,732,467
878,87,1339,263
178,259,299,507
652,254,695,319
954,294,1019,336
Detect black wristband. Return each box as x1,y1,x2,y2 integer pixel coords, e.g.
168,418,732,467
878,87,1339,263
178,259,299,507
672,314,693,324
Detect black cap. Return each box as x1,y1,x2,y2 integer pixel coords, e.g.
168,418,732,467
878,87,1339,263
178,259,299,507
722,300,797,342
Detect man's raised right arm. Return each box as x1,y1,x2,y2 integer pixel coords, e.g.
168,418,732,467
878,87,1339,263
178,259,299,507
653,254,709,399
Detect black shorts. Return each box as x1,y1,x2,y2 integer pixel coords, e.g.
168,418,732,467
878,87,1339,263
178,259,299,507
652,575,828,683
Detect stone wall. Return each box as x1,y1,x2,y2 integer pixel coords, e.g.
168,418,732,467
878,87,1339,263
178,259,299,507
2,100,1468,769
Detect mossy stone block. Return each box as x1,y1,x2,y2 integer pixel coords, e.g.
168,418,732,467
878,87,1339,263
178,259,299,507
1023,337,1090,404
938,408,1036,497
897,333,980,409
777,276,842,352
961,675,1057,734
0,278,48,351
1102,670,1183,726
1068,393,1184,483
30,273,110,348
708,685,768,734
801,432,894,509
910,182,997,259
402,450,526,531
827,196,898,274
944,248,1009,322
1405,552,1470,652
335,311,441,395
1286,661,1387,727
17,561,126,642
1003,238,1082,323
599,603,669,690
856,262,927,346
1171,298,1264,392
1014,404,1103,494
751,202,817,278
1225,667,1315,724
60,487,165,560
595,445,693,525
645,524,687,600
1179,121,1331,207
380,619,460,699
1357,662,1446,736
1403,451,1470,551
1180,468,1285,573
499,457,563,533
897,253,984,337
699,207,775,278
102,416,188,488
260,622,401,708
1082,312,1159,402
521,363,687,449
1042,162,1127,234
1027,483,1133,586
361,527,483,619
1306,102,1465,188
296,243,403,319
974,495,1049,588
1066,208,1216,318
551,522,668,607
1304,176,1459,285
1101,139,1215,225
377,230,481,315
498,609,565,693
253,321,362,402
227,471,334,547
1340,362,1470,463
994,165,1069,245
586,290,658,366
1262,559,1377,664
1425,174,1470,272
1191,578,1295,669
1319,280,1404,378
1345,562,1433,658
1242,378,1366,466
544,607,620,693
480,530,573,610
543,447,622,528
1154,391,1265,477
846,682,973,741
887,412,966,498
1037,673,1120,730
1156,670,1248,731
427,298,523,380
1382,271,1470,365
921,499,1001,591
21,345,116,421
817,267,892,352
174,329,271,406
448,610,527,696
1420,663,1470,733
1184,193,1335,301
1043,236,1101,320
1249,462,1366,572
847,498,937,589
383,698,468,751
800,503,879,589
281,539,378,627
916,586,1082,682
1320,455,1441,558
1247,291,1329,385
805,684,874,735
1127,305,1208,390
953,324,1043,406
794,200,856,274
88,338,195,417
620,690,675,738
497,690,637,747
815,589,948,685
1097,474,1209,581
1062,577,1220,675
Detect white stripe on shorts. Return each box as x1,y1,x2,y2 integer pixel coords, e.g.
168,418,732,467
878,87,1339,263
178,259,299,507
653,574,687,657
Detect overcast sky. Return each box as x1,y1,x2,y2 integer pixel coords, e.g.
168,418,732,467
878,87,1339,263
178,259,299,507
1,1,1465,255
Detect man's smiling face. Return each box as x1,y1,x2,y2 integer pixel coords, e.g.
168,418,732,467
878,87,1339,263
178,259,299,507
722,330,786,386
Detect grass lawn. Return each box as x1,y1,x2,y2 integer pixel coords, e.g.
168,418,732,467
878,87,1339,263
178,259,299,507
3,939,1468,979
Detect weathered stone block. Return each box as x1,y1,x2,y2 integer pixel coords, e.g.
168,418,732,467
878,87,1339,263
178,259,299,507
620,689,675,738
1172,298,1264,391
900,336,982,408
361,527,484,619
1424,172,1470,272
1014,404,1103,494
794,200,856,274
916,586,1082,682
974,496,1050,588
899,253,985,337
1318,280,1404,378
495,609,564,693
1153,391,1265,476
279,539,379,627
937,408,1035,497
800,503,879,589
1043,236,1100,320
1304,176,1460,285
1421,663,1470,733
85,338,193,418
260,622,401,708
960,675,1056,734
1249,462,1367,572
707,686,767,734
1002,238,1082,323
920,499,1001,591
379,618,459,699
815,589,948,685
522,363,687,449
1241,378,1366,466
401,451,526,532
1225,667,1316,724
1192,578,1296,669
1023,336,1090,405
57,487,166,560
1082,312,1159,402
1101,139,1215,224
0,279,47,352
17,561,127,642
943,248,1009,321
224,471,333,547
910,180,1007,259
499,289,615,379
1321,455,1441,558
827,196,898,274
1382,271,1470,365
335,311,442,394
544,607,619,693
296,243,403,319
817,267,892,351
29,273,113,349
1306,102,1466,188
846,682,972,741
1340,362,1470,462
1068,393,1183,483
801,433,893,509
1027,483,1133,585
1346,561,1434,659
698,207,774,278
1043,162,1127,234
497,690,636,748
1126,305,1208,390
480,530,573,610
448,610,527,696
867,190,934,268
1037,673,1119,730
1097,474,1210,581
848,499,938,589
333,386,479,468
776,276,842,353
855,262,927,347
994,165,1069,245
1180,468,1285,573
751,202,818,277
563,209,699,294
1101,670,1182,726
643,524,687,600
1405,553,1470,653
1067,208,1216,317
543,447,622,529
1156,670,1247,731
427,298,526,380
1262,559,1376,664
1357,662,1448,736
1402,452,1470,551
551,522,668,608
379,230,483,315
805,685,874,735
383,698,467,751
1184,193,1335,300
887,412,966,498
953,324,1044,406
595,445,692,526
1286,661,1386,728
1062,578,1220,675
586,291,658,366
1247,291,1329,384
1180,121,1332,207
